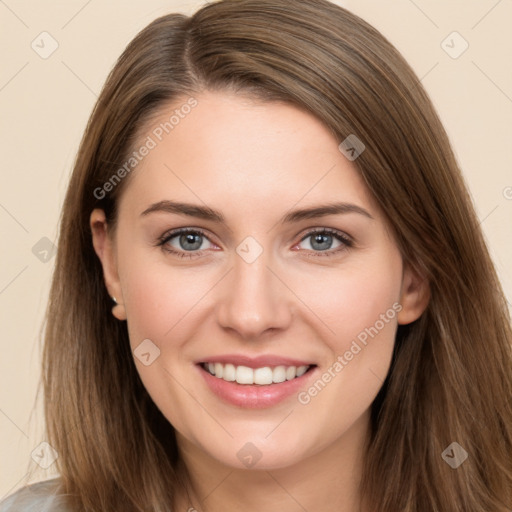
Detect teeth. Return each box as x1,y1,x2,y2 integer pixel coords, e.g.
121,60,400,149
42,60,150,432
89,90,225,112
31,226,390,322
223,363,236,382
237,365,255,384
203,362,311,385
273,365,287,383
296,365,308,377
286,366,296,380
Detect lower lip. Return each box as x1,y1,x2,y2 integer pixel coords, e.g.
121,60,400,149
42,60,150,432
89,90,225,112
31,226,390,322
196,364,317,409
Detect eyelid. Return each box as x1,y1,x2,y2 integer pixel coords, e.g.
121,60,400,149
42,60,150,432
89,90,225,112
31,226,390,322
156,226,353,258
156,227,219,259
157,226,215,244
293,227,353,257
297,226,352,243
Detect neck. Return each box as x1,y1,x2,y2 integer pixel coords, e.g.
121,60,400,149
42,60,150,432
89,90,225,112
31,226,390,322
174,411,370,512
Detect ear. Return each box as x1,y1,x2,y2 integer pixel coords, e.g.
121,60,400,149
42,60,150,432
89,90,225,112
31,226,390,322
397,264,430,325
90,209,126,321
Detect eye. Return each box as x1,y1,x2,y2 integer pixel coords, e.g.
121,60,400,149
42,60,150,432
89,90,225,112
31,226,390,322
295,228,353,256
157,228,217,258
156,227,352,259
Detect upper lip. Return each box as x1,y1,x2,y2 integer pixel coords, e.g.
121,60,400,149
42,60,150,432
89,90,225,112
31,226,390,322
197,354,315,369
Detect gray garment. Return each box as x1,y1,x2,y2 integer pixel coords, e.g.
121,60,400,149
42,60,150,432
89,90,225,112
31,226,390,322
0,478,72,512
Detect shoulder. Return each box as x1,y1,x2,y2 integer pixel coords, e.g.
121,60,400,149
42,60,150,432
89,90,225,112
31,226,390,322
0,478,73,512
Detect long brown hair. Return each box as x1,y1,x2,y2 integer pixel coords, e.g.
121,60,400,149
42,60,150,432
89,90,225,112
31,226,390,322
42,0,512,510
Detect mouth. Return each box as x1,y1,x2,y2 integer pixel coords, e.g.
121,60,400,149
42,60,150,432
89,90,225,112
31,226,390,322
194,354,318,408
200,361,315,385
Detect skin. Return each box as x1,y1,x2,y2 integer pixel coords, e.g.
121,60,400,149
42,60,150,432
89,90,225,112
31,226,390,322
91,91,429,512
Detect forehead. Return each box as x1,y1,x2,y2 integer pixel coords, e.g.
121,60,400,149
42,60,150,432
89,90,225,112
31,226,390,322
118,91,377,220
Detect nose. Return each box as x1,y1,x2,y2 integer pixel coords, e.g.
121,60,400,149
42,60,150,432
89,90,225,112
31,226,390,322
215,251,293,340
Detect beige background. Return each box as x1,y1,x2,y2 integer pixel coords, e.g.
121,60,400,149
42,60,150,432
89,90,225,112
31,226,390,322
1,0,511,499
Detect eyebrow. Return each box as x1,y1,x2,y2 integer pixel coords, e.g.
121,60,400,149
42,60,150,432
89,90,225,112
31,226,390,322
141,200,224,222
140,200,374,223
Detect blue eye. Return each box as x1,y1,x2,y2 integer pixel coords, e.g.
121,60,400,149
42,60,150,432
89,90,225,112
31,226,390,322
157,227,353,259
158,228,215,258
297,229,352,256
174,232,206,251
302,232,338,251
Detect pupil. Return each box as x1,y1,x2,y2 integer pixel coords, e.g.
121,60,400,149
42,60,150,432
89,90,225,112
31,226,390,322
180,233,202,251
311,233,332,251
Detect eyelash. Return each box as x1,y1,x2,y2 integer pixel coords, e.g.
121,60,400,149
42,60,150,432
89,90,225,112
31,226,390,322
156,227,353,259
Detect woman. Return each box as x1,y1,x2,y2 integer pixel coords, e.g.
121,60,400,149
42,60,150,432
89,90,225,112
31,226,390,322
2,0,511,510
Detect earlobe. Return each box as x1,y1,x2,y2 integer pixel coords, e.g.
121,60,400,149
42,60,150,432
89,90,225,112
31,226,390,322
90,209,127,321
111,299,127,321
397,264,430,325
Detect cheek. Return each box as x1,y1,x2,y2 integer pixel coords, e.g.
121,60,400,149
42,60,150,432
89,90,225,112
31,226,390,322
115,245,223,426
116,249,211,433
118,248,213,346
291,253,403,352
336,270,401,354
293,253,403,437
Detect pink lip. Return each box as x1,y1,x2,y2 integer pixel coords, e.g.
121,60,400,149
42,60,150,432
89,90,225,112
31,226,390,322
196,363,318,409
196,354,314,369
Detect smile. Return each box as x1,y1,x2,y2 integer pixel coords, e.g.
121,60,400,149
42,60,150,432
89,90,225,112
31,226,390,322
195,354,318,408
202,362,311,385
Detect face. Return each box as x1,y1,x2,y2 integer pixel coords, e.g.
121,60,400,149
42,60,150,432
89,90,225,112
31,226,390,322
91,91,428,471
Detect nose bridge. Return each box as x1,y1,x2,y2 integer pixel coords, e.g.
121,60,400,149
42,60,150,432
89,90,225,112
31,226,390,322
216,243,292,338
